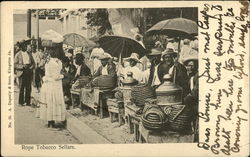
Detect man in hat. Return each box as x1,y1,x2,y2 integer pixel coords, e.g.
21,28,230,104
183,56,199,142
122,53,142,81
74,53,91,79
142,47,163,86
14,42,35,106
161,48,190,97
93,52,116,78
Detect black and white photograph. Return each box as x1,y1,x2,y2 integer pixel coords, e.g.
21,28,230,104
2,1,249,156
13,7,199,144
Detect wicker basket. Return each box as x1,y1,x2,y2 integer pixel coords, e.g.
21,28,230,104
78,76,91,88
92,75,115,88
131,84,156,106
168,105,192,133
142,104,167,130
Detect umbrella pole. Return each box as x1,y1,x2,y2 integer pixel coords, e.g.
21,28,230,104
118,53,122,87
173,37,181,84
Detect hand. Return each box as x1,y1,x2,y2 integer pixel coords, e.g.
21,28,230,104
23,64,29,69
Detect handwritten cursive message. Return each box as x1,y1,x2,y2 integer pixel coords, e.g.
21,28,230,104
198,2,249,156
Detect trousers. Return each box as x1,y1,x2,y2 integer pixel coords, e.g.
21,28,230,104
18,68,33,105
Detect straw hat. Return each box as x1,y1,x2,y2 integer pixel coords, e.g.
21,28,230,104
148,47,164,56
161,48,177,58
182,53,198,65
124,53,141,63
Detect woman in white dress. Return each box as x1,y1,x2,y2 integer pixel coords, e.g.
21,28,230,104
39,48,66,128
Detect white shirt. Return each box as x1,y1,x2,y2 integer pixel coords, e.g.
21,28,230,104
65,67,70,73
21,51,30,64
124,66,142,82
151,64,174,86
75,65,81,77
190,76,194,90
101,64,108,75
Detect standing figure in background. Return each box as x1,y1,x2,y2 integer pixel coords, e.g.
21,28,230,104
183,55,199,142
61,57,76,106
179,39,191,64
14,43,35,106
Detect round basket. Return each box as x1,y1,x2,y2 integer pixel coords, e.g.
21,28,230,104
92,75,115,88
142,104,167,130
78,76,91,88
131,84,156,106
169,105,192,133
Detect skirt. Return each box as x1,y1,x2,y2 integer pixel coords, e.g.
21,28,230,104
39,80,66,122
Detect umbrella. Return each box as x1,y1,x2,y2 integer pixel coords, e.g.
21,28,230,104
98,35,146,59
146,17,198,37
146,18,198,83
63,33,96,48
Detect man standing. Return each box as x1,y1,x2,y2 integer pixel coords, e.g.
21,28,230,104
14,42,35,106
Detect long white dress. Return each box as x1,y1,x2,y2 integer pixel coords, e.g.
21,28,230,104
39,58,66,122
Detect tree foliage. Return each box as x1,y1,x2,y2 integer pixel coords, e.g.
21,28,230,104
86,9,112,36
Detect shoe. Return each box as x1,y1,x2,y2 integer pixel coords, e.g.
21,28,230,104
26,103,31,106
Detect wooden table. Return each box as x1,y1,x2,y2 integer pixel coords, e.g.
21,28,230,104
125,104,143,142
107,99,124,126
80,87,114,119
139,124,194,143
96,87,115,119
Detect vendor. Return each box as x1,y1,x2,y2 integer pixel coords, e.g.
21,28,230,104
142,47,163,86
93,52,116,78
122,53,143,82
74,53,91,80
183,55,199,142
153,49,190,97
62,57,76,104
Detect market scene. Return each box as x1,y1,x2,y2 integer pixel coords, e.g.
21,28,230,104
14,8,199,144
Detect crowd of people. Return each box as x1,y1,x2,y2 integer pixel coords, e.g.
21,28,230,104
14,34,198,137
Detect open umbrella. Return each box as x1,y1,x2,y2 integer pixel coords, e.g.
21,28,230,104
146,17,198,83
146,17,198,37
98,35,146,59
63,33,96,48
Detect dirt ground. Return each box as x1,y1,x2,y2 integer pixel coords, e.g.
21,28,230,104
14,87,81,144
69,108,135,144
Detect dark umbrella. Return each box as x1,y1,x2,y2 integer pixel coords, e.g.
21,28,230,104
146,17,198,83
98,35,146,59
63,33,96,48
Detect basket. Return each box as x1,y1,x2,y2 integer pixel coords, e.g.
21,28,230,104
78,76,91,88
142,104,167,130
168,105,192,133
131,84,156,106
92,75,115,88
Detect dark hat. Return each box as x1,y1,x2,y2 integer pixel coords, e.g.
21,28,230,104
75,53,85,60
